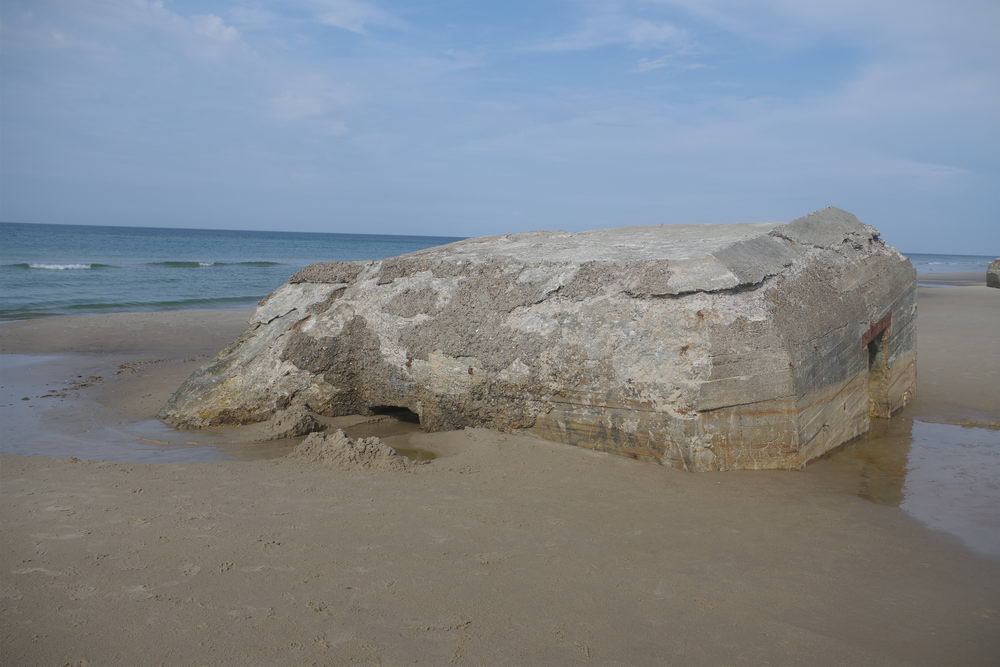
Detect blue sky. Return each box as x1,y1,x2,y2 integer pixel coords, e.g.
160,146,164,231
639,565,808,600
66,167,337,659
1,0,997,253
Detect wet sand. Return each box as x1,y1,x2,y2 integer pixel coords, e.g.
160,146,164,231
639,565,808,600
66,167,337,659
916,271,988,287
2,282,999,665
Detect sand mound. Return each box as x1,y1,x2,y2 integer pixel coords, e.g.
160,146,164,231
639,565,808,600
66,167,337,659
253,405,322,440
289,429,413,471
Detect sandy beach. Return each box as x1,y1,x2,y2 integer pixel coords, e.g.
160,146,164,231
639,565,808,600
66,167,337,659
2,281,998,665
5,1,998,662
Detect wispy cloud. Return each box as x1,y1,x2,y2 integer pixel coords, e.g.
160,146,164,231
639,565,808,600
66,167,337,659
226,7,283,31
305,0,401,34
191,14,240,42
632,55,706,72
0,1,245,55
532,6,690,52
651,0,1000,57
270,74,358,136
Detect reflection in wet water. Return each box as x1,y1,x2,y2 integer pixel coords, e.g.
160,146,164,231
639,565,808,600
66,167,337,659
341,417,438,461
0,354,298,463
813,416,913,505
125,419,301,461
0,353,438,463
812,412,1000,557
389,445,438,461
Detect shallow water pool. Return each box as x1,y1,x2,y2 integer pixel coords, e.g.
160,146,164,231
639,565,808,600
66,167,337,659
809,414,1000,557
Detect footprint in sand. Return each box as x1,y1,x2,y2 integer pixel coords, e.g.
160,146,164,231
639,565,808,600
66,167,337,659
32,532,87,541
475,552,510,565
117,556,147,571
240,565,295,573
226,605,275,621
42,505,74,513
0,584,23,600
307,600,334,615
122,584,153,600
181,563,201,576
69,584,98,600
402,618,472,632
12,567,65,577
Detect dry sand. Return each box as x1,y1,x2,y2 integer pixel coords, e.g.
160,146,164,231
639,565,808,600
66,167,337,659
1,283,999,665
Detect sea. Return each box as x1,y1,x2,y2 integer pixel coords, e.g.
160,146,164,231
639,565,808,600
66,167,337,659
0,222,463,320
907,252,998,275
0,221,995,320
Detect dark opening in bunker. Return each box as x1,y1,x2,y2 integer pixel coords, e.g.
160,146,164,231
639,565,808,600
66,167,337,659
866,330,891,418
862,313,893,419
356,406,436,462
369,405,421,424
867,333,884,370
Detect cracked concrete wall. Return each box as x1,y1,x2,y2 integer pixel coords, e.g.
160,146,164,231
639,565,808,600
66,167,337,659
160,207,916,471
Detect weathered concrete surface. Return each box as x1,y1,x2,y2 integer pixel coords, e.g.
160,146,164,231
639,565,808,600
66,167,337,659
160,207,917,471
988,259,1000,288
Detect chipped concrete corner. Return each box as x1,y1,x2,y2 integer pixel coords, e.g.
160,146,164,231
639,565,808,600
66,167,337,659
160,207,917,471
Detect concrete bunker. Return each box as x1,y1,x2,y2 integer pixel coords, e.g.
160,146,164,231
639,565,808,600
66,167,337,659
160,207,917,471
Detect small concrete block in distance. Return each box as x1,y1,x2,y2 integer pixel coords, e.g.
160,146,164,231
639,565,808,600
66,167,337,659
988,258,1000,288
160,207,917,471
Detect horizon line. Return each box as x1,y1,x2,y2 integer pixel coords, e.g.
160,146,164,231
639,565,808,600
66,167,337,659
0,219,466,240
1,219,994,258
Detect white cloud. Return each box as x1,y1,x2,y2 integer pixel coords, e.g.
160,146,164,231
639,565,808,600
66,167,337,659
7,22,117,59
0,1,245,58
632,55,706,72
533,6,690,52
270,75,358,135
633,54,672,72
650,0,1000,58
305,0,399,34
192,14,239,42
641,0,1000,154
624,19,687,48
227,7,282,31
271,88,348,121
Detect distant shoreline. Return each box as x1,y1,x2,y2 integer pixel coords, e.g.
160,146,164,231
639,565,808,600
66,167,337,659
0,299,259,323
915,271,986,286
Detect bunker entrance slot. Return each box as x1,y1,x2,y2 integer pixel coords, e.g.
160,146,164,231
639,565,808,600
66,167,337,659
369,405,421,424
866,330,890,418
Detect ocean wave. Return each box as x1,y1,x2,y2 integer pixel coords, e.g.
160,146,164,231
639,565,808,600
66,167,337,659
0,295,263,320
146,260,283,268
146,261,214,268
3,262,116,270
63,295,263,309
